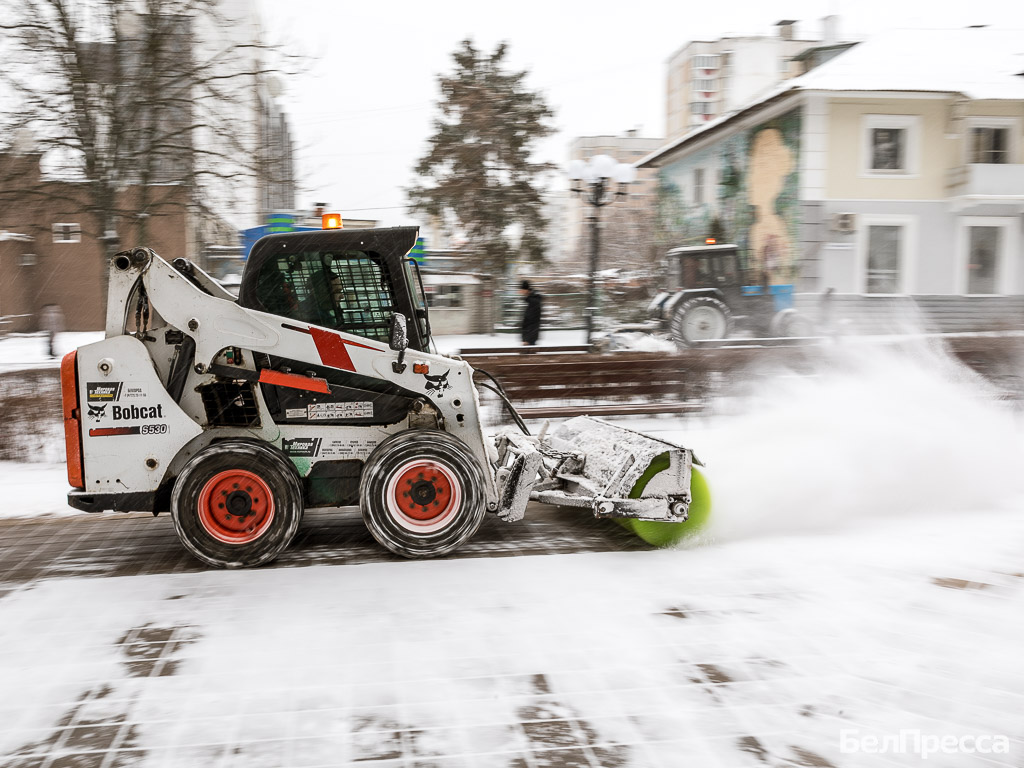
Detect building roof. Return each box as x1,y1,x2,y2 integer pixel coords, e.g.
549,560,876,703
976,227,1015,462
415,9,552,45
641,27,1024,168
789,42,857,62
668,34,820,59
794,27,1024,99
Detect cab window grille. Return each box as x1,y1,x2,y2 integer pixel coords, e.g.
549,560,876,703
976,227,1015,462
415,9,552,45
255,250,394,343
200,381,260,428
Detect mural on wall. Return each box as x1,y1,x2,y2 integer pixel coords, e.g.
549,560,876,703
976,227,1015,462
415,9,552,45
657,108,801,284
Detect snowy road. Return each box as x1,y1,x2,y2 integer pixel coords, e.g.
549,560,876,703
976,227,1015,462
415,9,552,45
1,508,1022,767
0,503,649,585
1,338,1023,766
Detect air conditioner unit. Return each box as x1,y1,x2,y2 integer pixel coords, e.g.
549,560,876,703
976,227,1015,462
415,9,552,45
831,212,856,233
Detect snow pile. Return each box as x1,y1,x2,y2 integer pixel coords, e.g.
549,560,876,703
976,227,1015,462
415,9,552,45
0,463,80,518
0,332,103,373
433,329,587,356
598,331,677,353
675,337,1024,542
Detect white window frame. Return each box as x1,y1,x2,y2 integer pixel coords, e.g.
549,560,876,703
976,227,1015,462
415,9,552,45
693,168,705,205
692,54,720,70
426,284,465,310
956,216,1017,296
861,115,921,178
52,223,81,243
964,117,1018,165
856,214,917,295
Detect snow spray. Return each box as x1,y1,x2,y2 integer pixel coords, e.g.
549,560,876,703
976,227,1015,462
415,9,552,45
670,333,1024,543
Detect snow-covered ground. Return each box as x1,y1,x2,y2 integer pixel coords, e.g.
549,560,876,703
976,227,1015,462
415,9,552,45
0,332,1022,764
0,332,104,373
432,329,588,356
0,463,80,520
432,328,678,354
0,508,1021,766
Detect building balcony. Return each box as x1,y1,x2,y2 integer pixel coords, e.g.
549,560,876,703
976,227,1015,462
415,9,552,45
946,163,1024,200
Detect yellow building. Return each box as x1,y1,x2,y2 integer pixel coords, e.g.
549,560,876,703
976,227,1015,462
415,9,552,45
642,28,1024,330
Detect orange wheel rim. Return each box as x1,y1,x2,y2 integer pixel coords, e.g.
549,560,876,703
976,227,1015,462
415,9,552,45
197,469,275,544
385,460,461,533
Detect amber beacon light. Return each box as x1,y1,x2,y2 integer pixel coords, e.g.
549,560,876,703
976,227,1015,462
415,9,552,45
322,213,343,229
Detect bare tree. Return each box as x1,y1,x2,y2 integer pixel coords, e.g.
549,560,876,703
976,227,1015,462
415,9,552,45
593,206,663,274
0,0,300,299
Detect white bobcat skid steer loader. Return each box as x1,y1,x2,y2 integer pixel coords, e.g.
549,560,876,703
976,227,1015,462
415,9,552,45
61,226,708,567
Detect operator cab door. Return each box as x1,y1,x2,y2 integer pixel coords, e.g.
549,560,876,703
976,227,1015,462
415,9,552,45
238,227,427,352
236,227,427,429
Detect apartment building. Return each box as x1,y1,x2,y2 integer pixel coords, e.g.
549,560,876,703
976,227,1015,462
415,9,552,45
666,18,843,139
0,155,191,332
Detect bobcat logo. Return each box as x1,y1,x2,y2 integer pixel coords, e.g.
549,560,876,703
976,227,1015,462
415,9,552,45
423,370,451,398
87,404,107,421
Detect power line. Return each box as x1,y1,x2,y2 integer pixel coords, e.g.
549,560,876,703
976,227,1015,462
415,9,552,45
334,205,411,212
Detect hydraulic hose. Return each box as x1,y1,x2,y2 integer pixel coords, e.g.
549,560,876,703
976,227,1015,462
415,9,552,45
474,368,531,436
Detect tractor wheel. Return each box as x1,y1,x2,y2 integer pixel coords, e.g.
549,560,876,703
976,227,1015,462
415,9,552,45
360,429,486,559
671,296,731,347
170,440,303,568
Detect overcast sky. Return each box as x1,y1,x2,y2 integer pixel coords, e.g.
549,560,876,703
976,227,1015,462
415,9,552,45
257,0,1024,228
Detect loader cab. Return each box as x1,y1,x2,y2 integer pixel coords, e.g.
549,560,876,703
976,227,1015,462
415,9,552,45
237,227,431,352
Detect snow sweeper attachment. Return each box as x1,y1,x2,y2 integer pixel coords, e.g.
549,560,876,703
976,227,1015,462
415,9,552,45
494,416,711,546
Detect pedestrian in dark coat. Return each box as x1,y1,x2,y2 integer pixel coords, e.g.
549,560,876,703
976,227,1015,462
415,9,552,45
519,280,542,346
39,304,65,358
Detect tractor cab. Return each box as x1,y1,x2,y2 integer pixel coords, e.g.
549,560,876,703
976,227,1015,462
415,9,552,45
237,224,431,352
652,240,804,344
675,243,743,291
668,242,766,320
670,241,795,316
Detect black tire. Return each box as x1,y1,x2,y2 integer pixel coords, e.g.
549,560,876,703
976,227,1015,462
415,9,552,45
171,440,303,568
360,429,486,559
671,296,732,347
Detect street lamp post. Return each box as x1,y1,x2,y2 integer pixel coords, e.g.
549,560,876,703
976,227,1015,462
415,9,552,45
568,154,637,346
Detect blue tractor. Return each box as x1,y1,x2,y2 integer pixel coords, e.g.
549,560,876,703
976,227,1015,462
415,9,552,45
649,242,814,346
